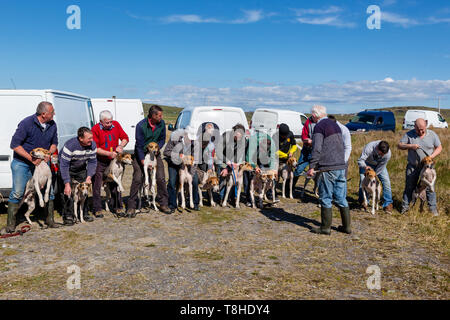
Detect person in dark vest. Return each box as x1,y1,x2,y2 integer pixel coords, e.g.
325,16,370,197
306,105,351,235
127,105,170,216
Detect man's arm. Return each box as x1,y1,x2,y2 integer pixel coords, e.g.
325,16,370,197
86,144,98,182
59,146,72,184
431,144,442,159
309,132,324,170
116,122,129,152
135,123,145,164
357,144,370,169
157,121,166,150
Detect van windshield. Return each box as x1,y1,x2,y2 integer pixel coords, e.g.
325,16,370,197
351,114,375,124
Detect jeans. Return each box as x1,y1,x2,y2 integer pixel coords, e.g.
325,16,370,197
318,169,348,209
294,150,312,177
8,159,55,204
167,162,199,209
401,164,437,212
358,165,393,208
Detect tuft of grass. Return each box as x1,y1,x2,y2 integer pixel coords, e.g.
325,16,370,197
191,250,224,261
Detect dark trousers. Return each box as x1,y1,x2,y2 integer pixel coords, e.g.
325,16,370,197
58,169,88,218
128,155,168,210
93,160,122,213
167,161,200,209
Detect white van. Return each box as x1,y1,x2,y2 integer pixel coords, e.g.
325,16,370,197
91,98,144,153
403,110,448,130
250,108,308,141
169,106,249,136
0,89,95,199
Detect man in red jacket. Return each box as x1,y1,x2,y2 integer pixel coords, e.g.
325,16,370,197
91,110,129,217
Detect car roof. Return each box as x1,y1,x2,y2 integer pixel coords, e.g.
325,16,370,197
254,108,302,114
181,106,244,112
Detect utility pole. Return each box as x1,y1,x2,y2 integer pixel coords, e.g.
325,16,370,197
438,96,440,114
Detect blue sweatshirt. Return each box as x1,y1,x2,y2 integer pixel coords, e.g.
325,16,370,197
10,114,58,166
59,137,97,184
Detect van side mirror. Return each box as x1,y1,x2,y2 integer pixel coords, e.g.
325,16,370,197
168,124,175,131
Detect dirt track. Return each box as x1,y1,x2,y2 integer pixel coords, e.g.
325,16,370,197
0,168,448,300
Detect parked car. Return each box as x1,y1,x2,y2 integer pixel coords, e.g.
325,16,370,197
250,108,308,142
403,109,448,130
0,89,95,199
91,98,145,153
168,106,249,136
346,110,396,133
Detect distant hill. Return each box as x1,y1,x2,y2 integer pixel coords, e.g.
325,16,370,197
142,103,449,128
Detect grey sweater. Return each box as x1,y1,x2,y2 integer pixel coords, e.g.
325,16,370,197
357,140,391,175
309,118,346,172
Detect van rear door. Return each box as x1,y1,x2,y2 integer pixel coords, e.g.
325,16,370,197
115,100,144,152
0,93,44,193
52,93,94,148
252,110,278,132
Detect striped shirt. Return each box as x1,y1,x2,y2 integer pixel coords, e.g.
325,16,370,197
59,137,97,184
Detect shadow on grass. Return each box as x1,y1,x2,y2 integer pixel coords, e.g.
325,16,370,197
257,206,321,231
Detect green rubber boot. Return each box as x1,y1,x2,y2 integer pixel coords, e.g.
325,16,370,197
337,206,352,234
6,202,19,233
311,207,332,235
45,200,60,228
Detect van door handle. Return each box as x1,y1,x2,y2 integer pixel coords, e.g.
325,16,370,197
131,125,136,128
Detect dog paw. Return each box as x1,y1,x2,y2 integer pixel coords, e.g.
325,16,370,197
211,202,216,207
44,195,49,203
39,200,45,208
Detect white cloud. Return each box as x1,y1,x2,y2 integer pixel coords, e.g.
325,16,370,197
159,9,273,25
162,14,221,24
293,6,355,28
381,11,420,27
231,10,264,24
144,79,450,112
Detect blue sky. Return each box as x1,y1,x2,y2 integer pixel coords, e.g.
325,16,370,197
0,0,449,113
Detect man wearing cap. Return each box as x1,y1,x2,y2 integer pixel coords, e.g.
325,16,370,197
127,105,170,216
164,126,200,213
274,123,297,199
398,118,442,216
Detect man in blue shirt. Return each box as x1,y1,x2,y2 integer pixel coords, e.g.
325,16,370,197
2,102,58,234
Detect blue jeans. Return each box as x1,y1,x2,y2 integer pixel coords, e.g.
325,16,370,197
8,159,54,204
318,169,348,209
358,165,393,208
402,164,437,212
167,163,199,209
294,150,312,177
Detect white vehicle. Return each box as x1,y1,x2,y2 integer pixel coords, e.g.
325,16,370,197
250,108,308,141
169,106,250,136
91,98,144,153
403,110,448,130
0,89,95,199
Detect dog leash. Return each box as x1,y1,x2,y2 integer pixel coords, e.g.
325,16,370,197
0,225,31,239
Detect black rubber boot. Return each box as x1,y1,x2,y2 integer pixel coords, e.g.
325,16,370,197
45,200,60,228
6,202,19,233
337,207,352,234
311,207,332,235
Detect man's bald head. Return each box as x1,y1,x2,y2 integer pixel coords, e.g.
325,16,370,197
414,118,427,136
